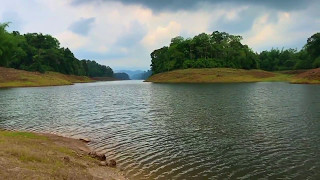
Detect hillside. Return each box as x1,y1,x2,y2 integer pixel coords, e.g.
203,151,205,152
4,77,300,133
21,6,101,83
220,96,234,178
113,72,130,80
291,68,320,84
146,68,293,83
115,70,143,79
0,67,94,88
0,24,113,78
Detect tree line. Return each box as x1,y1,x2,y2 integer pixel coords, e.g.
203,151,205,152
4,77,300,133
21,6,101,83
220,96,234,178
150,31,320,74
0,23,113,77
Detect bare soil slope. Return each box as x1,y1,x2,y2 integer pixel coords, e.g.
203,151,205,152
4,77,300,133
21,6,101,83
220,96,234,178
292,68,320,84
0,67,93,88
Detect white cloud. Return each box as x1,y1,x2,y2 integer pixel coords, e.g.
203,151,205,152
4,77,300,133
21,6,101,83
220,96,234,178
1,0,319,69
56,31,88,49
142,21,182,50
242,9,318,51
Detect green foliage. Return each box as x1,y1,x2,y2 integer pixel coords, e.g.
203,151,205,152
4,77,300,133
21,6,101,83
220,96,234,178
0,23,26,67
259,48,302,71
86,60,113,77
313,56,320,68
0,23,113,77
150,31,320,74
306,33,320,59
150,31,259,74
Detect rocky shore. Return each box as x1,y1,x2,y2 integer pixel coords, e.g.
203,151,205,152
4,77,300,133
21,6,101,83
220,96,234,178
0,130,127,180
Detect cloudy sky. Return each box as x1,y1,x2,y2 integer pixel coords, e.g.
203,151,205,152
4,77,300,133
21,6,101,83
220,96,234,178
1,0,319,70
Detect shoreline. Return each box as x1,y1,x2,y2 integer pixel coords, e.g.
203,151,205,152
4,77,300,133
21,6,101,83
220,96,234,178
0,83,78,89
146,68,320,84
0,67,121,89
145,80,320,85
0,129,127,179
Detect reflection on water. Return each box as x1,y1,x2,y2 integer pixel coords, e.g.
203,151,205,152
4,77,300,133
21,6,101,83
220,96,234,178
0,81,320,179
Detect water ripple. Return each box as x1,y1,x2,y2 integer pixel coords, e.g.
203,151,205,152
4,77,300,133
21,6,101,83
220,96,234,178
0,81,320,179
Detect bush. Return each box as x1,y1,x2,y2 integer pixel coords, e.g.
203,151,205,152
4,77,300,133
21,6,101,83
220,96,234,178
312,56,320,68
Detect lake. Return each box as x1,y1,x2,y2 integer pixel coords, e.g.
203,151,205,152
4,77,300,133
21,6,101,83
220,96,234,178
0,81,320,179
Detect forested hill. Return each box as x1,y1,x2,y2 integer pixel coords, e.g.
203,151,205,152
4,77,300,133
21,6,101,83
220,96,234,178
113,72,130,80
150,31,320,74
0,23,113,77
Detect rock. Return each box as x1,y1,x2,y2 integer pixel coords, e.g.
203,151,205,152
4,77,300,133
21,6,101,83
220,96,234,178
96,153,106,161
88,151,97,157
109,159,116,167
89,151,106,161
99,161,108,166
63,156,70,163
79,138,91,143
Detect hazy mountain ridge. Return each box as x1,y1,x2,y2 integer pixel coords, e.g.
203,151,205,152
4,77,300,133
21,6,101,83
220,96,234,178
116,70,151,80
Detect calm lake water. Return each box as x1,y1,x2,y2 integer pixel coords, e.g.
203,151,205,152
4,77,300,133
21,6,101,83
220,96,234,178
0,81,320,179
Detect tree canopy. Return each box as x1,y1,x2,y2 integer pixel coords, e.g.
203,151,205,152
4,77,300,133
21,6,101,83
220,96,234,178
0,23,113,77
150,31,320,74
113,73,130,80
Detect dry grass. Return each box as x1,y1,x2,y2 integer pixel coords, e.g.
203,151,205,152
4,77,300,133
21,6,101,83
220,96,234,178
0,67,94,88
146,68,293,83
0,130,126,180
291,68,320,84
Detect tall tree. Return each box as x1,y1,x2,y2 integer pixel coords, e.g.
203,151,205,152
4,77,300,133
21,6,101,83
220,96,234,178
0,22,114,77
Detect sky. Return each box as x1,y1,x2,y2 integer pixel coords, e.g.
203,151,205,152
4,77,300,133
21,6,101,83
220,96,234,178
1,0,319,70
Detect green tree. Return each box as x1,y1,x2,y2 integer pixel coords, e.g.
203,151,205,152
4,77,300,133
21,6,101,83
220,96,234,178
0,23,26,67
0,22,114,77
306,33,320,59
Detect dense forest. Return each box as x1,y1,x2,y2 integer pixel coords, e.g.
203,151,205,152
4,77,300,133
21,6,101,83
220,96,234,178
0,23,113,77
113,73,130,80
150,31,320,74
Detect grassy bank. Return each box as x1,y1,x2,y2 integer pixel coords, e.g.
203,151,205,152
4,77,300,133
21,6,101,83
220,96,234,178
146,68,291,83
0,130,126,179
146,68,320,84
0,67,94,88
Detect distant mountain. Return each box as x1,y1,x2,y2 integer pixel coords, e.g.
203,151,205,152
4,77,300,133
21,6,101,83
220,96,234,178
115,70,151,80
132,70,152,80
113,73,130,80
115,70,144,79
